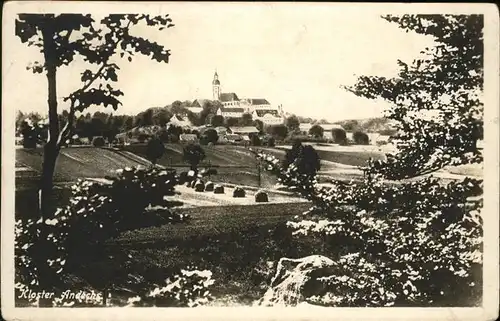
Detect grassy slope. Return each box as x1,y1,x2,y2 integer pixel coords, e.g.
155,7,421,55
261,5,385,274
16,147,149,184
74,202,318,305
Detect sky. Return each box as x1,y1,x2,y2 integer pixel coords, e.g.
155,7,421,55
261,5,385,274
4,3,437,122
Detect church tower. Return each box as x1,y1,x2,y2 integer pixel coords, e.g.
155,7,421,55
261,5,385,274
212,71,221,100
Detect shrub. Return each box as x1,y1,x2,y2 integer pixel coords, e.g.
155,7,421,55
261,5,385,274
146,137,166,165
250,134,261,146
308,125,324,138
376,140,389,146
168,134,179,143
331,128,347,145
255,190,269,203
378,128,398,136
92,136,106,147
353,131,370,145
213,185,225,194
183,144,206,170
254,14,484,307
178,171,189,184
283,135,327,145
15,167,191,304
204,181,214,192
204,129,219,144
137,134,149,143
232,187,246,198
266,125,288,140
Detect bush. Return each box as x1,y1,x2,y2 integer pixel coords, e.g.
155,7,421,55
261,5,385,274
137,134,149,143
232,187,246,198
178,171,189,184
204,181,214,192
331,128,347,145
283,135,327,145
92,136,106,147
353,131,370,145
261,136,276,147
127,269,215,308
183,144,206,170
15,167,192,304
308,125,324,138
213,185,225,194
378,128,398,136
250,134,261,146
266,125,288,140
168,134,179,143
204,129,218,144
376,140,389,146
255,190,269,203
146,137,166,165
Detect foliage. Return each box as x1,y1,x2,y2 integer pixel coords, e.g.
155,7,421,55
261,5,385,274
16,167,188,293
250,134,262,146
203,128,219,144
331,128,347,145
16,13,175,220
182,143,206,170
285,115,300,131
308,125,324,138
253,119,264,133
266,124,288,141
239,113,254,126
127,269,215,307
146,137,166,165
352,131,369,145
282,141,321,178
225,117,240,127
15,166,221,307
254,14,484,307
345,14,483,179
92,136,106,147
19,118,48,148
283,135,328,145
211,115,225,127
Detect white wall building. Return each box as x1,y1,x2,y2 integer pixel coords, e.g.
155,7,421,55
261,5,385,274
211,71,284,125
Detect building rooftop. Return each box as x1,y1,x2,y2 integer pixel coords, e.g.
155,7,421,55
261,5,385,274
243,98,270,105
219,93,240,102
220,107,245,113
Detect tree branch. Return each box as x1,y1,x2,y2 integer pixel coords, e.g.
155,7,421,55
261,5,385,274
58,19,134,145
56,101,76,146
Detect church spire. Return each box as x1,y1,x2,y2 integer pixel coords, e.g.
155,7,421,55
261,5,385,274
212,69,221,100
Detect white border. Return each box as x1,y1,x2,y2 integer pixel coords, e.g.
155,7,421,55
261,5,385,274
2,2,499,321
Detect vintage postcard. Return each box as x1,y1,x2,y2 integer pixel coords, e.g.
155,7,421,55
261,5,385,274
2,1,499,320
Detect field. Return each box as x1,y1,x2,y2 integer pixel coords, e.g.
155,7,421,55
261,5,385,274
72,202,327,306
14,143,482,307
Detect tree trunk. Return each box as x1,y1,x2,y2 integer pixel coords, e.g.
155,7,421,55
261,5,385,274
39,143,58,219
39,17,60,220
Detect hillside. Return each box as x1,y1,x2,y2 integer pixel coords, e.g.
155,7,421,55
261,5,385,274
16,147,149,185
333,117,397,134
